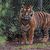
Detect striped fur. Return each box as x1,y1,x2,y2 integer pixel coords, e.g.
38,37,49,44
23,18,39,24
19,5,50,44
34,12,50,43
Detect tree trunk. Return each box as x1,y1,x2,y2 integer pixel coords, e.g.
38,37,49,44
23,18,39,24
38,0,43,11
12,0,21,16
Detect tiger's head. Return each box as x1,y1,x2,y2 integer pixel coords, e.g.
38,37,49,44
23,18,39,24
20,4,34,25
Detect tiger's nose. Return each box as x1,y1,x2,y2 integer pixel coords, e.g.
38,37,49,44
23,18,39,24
24,15,30,20
26,12,28,15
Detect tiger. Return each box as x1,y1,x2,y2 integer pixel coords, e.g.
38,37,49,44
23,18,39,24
19,4,50,44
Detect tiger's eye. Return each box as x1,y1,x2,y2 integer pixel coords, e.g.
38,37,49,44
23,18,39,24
24,9,26,11
28,8,30,11
22,14,23,16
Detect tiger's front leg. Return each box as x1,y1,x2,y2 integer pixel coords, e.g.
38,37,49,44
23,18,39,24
21,32,26,44
29,28,34,44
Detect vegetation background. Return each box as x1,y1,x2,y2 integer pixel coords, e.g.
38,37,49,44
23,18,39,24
0,0,50,40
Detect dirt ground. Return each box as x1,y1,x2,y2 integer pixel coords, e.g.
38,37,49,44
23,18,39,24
0,41,50,50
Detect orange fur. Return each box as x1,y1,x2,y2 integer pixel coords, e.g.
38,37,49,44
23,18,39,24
19,5,50,44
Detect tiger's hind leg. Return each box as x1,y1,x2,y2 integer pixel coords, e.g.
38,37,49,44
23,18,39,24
41,28,49,44
42,34,49,44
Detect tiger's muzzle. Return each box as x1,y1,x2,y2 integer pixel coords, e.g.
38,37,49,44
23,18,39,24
21,15,31,25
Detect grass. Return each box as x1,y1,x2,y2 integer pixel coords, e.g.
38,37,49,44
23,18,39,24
16,42,50,50
0,35,7,45
0,35,50,50
16,43,47,49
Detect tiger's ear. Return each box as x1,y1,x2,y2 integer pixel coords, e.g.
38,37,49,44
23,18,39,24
21,4,24,8
30,5,33,9
29,5,33,12
20,4,24,13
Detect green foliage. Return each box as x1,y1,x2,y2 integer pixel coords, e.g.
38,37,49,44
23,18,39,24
0,35,7,44
0,19,5,35
43,0,50,12
0,0,12,16
0,0,50,40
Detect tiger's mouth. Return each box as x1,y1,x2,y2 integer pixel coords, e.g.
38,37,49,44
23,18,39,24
21,15,31,25
22,19,29,25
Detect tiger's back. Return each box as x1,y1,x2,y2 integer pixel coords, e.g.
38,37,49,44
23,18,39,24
34,11,50,29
